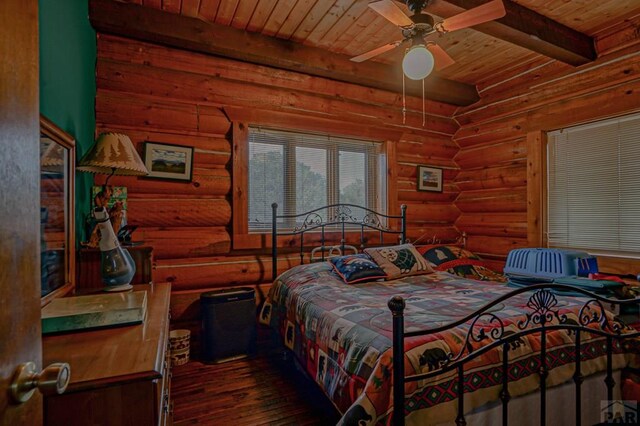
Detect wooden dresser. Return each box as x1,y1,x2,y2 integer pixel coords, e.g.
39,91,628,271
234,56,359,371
42,283,172,426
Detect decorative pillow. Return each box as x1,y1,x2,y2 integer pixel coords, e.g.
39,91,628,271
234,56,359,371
329,254,387,284
364,244,433,280
417,245,507,282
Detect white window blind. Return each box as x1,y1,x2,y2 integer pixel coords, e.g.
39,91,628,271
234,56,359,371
547,112,640,255
248,127,386,231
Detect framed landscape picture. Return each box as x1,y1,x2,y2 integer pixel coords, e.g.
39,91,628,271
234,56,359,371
417,165,443,192
143,142,194,182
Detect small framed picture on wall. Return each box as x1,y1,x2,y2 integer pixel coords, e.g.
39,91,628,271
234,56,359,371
143,142,194,182
417,165,443,192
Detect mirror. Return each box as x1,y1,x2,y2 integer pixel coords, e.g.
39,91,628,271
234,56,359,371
40,115,75,306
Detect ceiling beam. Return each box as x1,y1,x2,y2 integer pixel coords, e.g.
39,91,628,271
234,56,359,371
430,0,597,66
89,0,479,106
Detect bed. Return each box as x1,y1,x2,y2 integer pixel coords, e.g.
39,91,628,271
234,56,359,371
260,203,640,425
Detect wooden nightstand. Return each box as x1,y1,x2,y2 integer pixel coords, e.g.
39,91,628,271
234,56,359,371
76,245,154,291
42,283,172,426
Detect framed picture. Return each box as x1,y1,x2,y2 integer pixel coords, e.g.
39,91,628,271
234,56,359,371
417,165,443,192
143,142,194,182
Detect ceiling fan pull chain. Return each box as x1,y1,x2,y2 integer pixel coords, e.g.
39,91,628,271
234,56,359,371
402,73,406,125
422,77,426,127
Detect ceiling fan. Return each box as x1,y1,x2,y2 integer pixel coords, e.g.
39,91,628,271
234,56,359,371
351,0,506,80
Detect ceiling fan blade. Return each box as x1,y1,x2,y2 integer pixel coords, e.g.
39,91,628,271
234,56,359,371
368,0,414,27
439,0,506,33
350,40,404,63
426,43,455,70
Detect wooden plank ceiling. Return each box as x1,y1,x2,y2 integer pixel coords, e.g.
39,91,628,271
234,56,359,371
120,0,640,97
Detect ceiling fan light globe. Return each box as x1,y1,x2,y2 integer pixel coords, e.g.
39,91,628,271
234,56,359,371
402,45,434,80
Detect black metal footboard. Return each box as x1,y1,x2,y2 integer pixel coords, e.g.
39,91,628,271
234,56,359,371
388,283,640,426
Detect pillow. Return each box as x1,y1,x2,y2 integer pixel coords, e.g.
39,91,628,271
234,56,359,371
417,245,507,282
329,254,387,284
364,244,434,280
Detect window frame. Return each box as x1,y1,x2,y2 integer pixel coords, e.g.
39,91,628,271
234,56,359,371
247,127,382,232
228,107,400,250
527,117,640,276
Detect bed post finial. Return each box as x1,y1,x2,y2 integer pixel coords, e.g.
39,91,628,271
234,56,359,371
388,295,406,426
272,203,278,282
388,295,406,315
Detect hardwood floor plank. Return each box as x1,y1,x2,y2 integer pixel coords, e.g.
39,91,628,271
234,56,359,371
171,328,340,425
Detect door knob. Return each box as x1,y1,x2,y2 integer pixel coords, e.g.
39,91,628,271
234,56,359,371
10,362,70,403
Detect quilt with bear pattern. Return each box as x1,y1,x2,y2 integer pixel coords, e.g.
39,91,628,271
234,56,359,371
259,262,639,425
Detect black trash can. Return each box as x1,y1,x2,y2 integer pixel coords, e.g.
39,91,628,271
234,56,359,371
200,287,256,363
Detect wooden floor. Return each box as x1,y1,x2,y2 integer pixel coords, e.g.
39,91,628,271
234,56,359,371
171,330,341,425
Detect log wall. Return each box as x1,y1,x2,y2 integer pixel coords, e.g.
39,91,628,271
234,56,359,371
453,34,640,271
94,34,461,334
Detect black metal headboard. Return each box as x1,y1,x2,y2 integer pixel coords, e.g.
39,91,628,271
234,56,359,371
271,203,407,281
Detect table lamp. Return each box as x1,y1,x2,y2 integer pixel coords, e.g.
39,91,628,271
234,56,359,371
78,132,148,291
94,206,136,291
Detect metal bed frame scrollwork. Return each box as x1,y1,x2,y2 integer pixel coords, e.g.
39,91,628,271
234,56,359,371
388,283,640,426
271,203,407,281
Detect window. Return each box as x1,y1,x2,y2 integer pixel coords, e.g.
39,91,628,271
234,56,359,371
547,112,640,256
248,127,386,231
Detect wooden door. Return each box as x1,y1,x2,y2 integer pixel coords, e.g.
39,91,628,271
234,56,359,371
0,0,43,424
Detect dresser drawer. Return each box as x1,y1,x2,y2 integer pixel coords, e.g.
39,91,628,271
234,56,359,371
43,283,172,426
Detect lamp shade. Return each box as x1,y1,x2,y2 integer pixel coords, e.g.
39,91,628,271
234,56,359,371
77,133,148,176
402,45,435,80
40,137,65,171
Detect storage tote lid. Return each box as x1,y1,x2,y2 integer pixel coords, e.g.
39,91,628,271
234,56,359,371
200,287,255,304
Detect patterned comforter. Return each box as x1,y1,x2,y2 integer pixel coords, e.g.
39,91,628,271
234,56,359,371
259,262,639,425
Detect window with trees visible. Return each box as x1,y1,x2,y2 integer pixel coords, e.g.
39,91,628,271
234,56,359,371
248,127,386,231
547,112,640,255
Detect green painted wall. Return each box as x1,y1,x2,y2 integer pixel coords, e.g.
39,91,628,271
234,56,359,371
39,0,96,244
